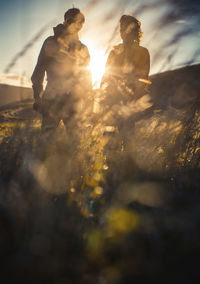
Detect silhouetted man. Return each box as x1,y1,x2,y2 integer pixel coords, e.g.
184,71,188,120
31,8,92,140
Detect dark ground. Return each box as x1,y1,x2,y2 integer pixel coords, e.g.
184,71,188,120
0,64,200,283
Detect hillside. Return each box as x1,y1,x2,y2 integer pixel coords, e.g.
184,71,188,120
150,64,200,108
0,83,32,107
1,63,200,109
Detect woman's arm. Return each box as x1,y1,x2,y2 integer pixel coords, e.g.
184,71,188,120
134,47,150,94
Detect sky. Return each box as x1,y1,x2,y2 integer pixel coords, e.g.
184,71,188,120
0,0,200,87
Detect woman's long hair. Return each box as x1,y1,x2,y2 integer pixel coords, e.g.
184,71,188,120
120,15,143,44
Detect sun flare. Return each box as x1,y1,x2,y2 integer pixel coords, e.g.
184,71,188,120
88,47,108,88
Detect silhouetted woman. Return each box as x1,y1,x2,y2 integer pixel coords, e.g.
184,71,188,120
102,15,150,98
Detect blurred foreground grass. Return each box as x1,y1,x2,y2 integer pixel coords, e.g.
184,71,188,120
0,97,200,284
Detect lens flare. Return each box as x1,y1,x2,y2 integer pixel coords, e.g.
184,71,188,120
88,47,107,88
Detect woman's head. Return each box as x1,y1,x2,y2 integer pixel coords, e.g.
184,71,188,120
120,15,142,45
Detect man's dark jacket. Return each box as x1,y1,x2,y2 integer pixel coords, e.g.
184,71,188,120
31,24,91,100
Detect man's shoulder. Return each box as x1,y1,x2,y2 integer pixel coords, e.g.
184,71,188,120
43,36,56,46
42,36,58,56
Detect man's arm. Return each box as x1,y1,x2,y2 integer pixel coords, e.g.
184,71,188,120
31,40,47,102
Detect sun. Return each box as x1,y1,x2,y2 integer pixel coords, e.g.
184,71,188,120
88,47,108,89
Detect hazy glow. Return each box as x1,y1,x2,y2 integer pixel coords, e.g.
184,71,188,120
88,46,107,88
0,73,31,88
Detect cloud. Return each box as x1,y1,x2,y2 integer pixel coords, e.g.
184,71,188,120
83,0,102,12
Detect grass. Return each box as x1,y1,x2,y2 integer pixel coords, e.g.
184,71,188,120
0,92,200,283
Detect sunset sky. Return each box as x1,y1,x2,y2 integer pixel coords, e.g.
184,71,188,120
0,0,200,87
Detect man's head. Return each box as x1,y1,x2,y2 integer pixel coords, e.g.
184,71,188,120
63,8,85,34
120,15,142,45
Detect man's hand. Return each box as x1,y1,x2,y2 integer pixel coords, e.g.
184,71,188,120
33,97,42,112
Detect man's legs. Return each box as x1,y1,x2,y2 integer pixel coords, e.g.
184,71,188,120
36,107,61,160
41,111,60,139
63,114,79,152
